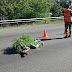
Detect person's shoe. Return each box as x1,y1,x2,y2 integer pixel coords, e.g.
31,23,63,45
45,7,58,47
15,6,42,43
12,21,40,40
64,35,67,38
68,35,71,38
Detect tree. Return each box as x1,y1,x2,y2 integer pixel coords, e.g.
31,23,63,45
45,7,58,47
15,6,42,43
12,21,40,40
60,0,67,8
60,0,71,8
0,0,56,19
50,3,63,17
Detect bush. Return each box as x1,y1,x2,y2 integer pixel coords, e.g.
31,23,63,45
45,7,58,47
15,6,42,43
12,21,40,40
12,34,38,50
50,3,63,17
0,0,55,19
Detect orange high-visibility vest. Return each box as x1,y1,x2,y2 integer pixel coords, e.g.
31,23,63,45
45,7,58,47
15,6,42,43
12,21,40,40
64,9,71,22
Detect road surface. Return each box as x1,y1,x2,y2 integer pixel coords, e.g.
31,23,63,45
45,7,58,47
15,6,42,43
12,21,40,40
0,22,72,72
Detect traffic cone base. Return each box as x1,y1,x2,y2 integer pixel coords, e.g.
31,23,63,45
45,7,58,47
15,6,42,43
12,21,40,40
43,29,48,37
64,28,66,34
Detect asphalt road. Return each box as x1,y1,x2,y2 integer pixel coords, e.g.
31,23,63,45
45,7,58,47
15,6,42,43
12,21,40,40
0,22,72,72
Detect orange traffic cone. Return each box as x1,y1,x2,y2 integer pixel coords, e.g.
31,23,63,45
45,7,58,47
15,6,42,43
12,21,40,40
64,28,66,34
43,29,48,37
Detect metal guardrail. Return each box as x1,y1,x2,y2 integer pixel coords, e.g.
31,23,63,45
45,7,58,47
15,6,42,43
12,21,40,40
0,16,64,24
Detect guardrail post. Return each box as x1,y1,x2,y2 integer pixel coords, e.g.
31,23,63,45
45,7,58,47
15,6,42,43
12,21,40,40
17,22,19,27
44,20,46,24
45,20,46,24
2,24,4,28
1,24,2,27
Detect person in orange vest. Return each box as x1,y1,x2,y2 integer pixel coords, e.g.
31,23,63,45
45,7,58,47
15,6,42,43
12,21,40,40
64,4,72,38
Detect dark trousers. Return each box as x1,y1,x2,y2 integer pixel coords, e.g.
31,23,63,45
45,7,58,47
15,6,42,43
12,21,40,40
65,22,71,36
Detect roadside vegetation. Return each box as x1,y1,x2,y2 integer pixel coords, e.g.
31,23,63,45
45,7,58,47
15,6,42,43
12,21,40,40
0,0,68,28
0,0,66,20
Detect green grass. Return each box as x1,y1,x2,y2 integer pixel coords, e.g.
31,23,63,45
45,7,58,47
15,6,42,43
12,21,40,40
30,19,64,25
0,19,64,29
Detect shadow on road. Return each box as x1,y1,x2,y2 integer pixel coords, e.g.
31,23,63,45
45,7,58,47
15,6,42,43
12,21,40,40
3,47,26,58
3,47,17,55
41,37,64,41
